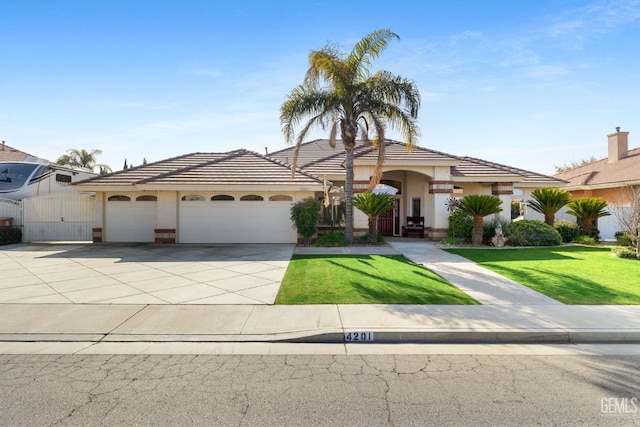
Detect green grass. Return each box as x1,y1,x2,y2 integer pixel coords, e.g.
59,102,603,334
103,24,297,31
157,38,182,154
445,246,640,305
275,255,479,305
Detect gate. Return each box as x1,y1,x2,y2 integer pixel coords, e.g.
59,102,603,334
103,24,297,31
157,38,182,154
23,193,95,241
0,196,23,226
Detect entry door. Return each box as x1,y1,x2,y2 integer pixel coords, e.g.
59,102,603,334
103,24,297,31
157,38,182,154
378,198,400,236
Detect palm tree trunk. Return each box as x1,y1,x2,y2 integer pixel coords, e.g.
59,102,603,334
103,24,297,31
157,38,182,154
472,216,483,246
544,213,555,226
368,216,377,245
344,148,354,243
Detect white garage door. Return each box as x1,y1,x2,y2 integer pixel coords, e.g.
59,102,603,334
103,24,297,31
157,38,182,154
179,193,295,243
106,194,157,242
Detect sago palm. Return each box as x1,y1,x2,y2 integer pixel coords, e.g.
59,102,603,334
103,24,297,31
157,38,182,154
527,187,571,225
280,28,420,243
566,197,610,236
457,195,503,246
353,192,395,244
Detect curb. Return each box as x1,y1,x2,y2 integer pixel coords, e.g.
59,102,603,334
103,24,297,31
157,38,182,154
3,329,640,345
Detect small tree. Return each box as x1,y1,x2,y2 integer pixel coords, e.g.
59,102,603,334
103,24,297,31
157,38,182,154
353,192,395,245
566,197,611,237
611,185,640,254
527,187,571,226
290,197,321,246
457,195,503,246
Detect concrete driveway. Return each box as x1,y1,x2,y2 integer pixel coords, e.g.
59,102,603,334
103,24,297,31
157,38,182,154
0,243,295,305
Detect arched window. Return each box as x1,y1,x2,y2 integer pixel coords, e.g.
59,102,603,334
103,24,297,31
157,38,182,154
108,195,131,201
211,195,234,201
181,194,205,201
240,194,263,201
136,195,157,201
269,195,293,201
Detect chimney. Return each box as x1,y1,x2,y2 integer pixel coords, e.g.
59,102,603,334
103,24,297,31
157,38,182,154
607,128,629,163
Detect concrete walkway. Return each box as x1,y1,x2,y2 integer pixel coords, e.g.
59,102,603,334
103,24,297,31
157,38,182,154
388,240,563,305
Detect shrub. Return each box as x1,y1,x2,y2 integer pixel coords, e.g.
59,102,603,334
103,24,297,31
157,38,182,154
290,197,321,246
615,231,634,247
448,209,473,241
0,226,22,246
612,246,640,260
554,220,581,243
572,235,596,245
509,220,562,246
440,237,462,246
315,232,347,247
504,227,529,246
482,217,511,245
357,233,385,245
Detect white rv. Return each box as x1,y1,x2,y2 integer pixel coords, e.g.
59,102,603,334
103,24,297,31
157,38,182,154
0,158,97,201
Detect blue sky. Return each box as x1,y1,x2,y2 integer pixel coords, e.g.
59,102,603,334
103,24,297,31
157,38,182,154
2,0,640,174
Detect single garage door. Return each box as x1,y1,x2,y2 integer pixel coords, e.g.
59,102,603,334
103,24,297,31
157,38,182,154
179,193,295,243
105,194,157,242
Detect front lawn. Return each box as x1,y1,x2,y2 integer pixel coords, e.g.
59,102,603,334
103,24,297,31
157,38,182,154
445,246,640,305
275,255,479,305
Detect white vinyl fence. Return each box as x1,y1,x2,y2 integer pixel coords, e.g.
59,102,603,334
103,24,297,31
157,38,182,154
22,193,95,241
0,196,22,226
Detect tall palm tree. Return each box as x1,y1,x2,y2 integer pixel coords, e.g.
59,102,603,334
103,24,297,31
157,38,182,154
566,197,610,236
457,195,503,246
57,148,111,174
280,28,420,243
352,192,395,244
527,187,572,226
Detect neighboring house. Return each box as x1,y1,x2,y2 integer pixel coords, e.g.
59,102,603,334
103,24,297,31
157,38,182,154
74,140,563,244
0,141,34,162
554,129,640,239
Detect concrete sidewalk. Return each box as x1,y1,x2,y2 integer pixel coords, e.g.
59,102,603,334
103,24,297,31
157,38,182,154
1,303,639,346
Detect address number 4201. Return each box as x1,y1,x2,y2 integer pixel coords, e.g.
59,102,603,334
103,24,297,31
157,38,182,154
344,332,374,342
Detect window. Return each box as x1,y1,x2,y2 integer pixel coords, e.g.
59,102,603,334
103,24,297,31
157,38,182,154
108,195,131,201
269,195,293,201
411,197,421,217
181,194,205,201
136,195,157,202
211,195,234,201
55,173,72,183
240,194,263,201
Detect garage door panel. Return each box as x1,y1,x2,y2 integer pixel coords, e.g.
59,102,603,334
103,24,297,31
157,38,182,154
179,198,295,243
106,198,156,242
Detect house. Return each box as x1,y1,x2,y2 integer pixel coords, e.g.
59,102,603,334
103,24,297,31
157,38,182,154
0,141,34,162
73,150,325,243
271,139,564,239
554,128,640,239
74,140,563,244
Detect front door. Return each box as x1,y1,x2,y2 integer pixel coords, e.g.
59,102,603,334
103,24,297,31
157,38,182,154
378,198,400,236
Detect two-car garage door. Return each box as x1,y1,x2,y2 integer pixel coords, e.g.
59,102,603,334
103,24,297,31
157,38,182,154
179,193,296,243
105,192,297,243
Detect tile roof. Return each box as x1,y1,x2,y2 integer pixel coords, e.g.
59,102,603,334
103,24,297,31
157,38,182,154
74,150,324,188
454,157,565,184
271,139,561,184
0,142,35,162
554,147,640,189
